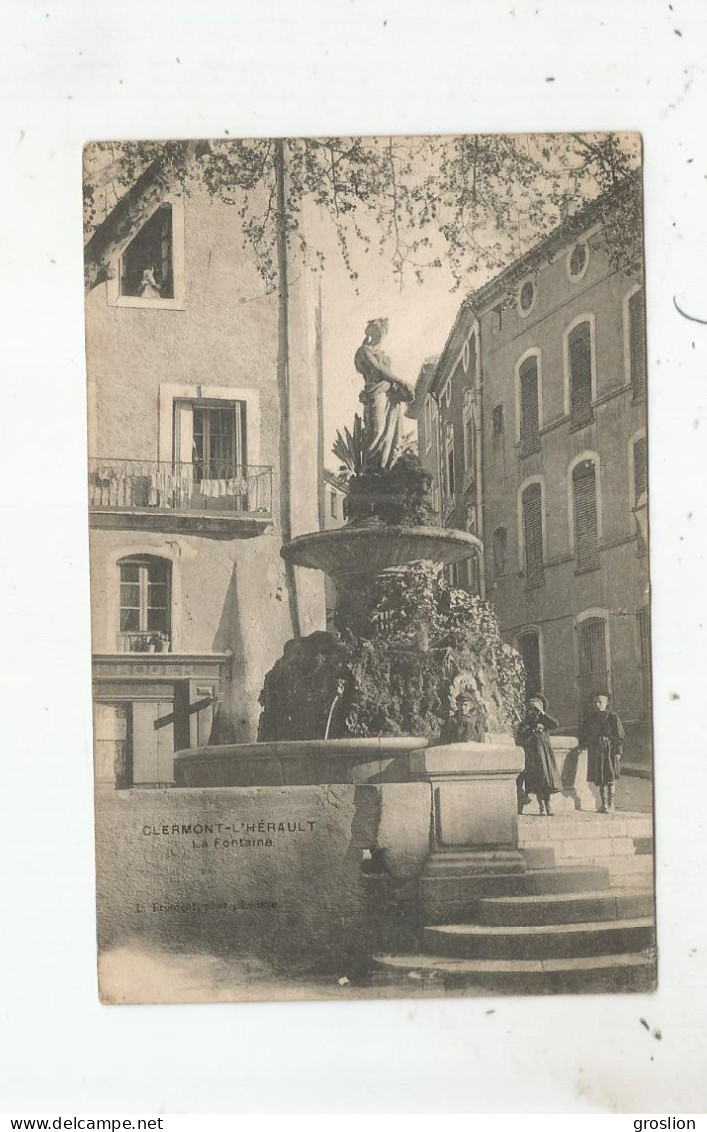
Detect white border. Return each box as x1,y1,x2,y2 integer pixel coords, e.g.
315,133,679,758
4,0,707,1116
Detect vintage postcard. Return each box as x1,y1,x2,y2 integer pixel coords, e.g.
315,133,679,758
85,133,654,1004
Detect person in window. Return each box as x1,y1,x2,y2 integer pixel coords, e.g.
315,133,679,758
579,690,625,813
517,693,561,816
440,690,484,744
139,265,162,299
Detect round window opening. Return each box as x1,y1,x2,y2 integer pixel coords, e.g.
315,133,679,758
519,280,535,314
569,244,588,279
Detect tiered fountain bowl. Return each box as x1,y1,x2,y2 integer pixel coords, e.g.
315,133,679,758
173,523,483,787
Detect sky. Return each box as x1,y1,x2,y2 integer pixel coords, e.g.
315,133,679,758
313,201,464,463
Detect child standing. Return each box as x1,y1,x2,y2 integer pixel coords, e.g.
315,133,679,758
517,694,562,816
579,690,625,813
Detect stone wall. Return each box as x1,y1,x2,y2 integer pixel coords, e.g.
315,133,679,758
95,782,431,986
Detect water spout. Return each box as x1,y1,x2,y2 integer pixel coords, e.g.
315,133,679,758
324,680,346,740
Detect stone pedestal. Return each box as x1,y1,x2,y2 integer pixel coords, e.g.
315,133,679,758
409,740,526,877
550,735,599,813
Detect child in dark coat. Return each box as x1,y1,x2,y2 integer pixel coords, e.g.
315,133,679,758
579,690,625,813
517,694,562,816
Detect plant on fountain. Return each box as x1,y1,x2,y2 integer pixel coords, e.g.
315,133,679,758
258,563,525,743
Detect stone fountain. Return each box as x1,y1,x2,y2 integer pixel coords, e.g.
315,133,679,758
174,319,527,885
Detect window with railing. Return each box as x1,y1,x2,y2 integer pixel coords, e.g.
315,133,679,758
522,482,544,588
577,615,609,706
118,555,171,652
572,458,599,571
88,459,272,514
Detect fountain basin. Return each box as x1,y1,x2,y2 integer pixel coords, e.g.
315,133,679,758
281,524,481,582
174,736,430,787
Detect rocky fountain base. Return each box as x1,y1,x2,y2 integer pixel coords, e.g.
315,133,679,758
175,452,525,788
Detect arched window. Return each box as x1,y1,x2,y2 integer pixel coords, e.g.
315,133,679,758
567,319,594,429
118,555,172,652
463,390,475,482
627,287,646,399
576,610,610,708
517,629,542,696
572,458,599,571
492,526,507,579
424,395,433,452
633,434,648,506
521,481,545,588
445,421,455,499
518,353,540,455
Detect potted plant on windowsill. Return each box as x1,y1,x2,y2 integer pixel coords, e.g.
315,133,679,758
149,632,170,653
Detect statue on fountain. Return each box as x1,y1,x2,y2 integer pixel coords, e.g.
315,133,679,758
258,310,527,745
354,318,414,471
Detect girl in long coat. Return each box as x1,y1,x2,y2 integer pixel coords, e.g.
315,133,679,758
579,690,625,813
517,694,562,816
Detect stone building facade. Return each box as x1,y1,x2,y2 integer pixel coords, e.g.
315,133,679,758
410,182,650,740
87,180,325,788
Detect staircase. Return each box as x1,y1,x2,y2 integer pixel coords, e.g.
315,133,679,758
372,812,655,995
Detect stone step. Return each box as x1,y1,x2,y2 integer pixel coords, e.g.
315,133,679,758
607,856,654,888
421,917,655,960
422,866,612,909
519,813,653,843
475,888,654,926
530,838,638,861
520,846,556,869
372,951,656,995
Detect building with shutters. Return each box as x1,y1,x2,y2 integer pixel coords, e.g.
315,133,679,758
86,167,326,790
410,175,650,743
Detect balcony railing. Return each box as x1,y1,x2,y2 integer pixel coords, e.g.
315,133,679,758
88,459,272,516
116,631,172,654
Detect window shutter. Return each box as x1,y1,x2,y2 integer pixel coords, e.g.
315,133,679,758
519,357,540,455
629,290,646,398
638,607,652,713
522,483,544,587
573,459,599,571
577,617,608,705
633,436,648,504
569,322,593,428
